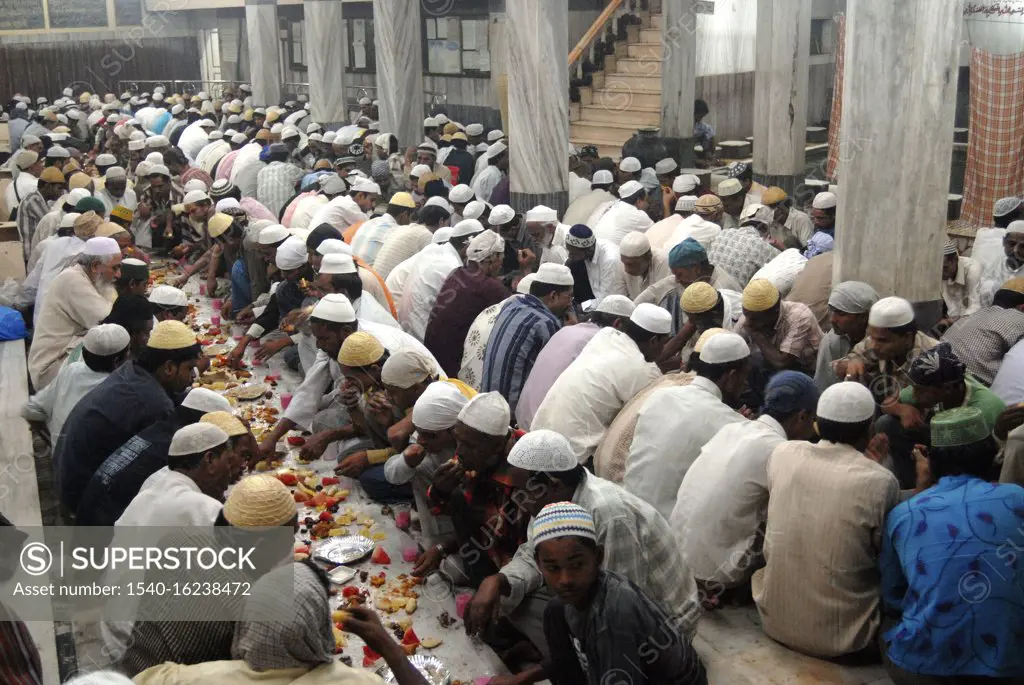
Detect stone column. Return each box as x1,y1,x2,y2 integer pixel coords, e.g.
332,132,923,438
660,0,699,167
752,0,810,194
245,0,282,107
507,0,569,215
304,0,347,126
834,0,961,325
373,0,425,151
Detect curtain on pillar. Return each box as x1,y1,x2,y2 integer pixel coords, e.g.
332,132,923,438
961,49,1024,226
825,13,845,182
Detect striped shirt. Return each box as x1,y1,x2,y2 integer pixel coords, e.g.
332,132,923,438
481,294,562,415
941,305,1024,385
256,161,304,219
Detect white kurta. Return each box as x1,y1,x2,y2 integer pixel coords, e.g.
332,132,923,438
177,121,211,162
195,140,231,176
351,213,397,267
470,165,502,204
384,447,456,547
229,143,264,189
531,327,661,463
21,361,110,440
539,224,570,266
942,255,984,319
308,195,367,233
783,207,815,247
623,375,746,519
671,415,783,585
353,295,399,328
624,249,672,300
397,242,462,341
26,236,87,312
372,224,433,280
284,349,343,431
116,467,222,527
568,172,592,205
4,171,38,214
583,239,628,301
29,206,64,261
94,187,138,215
668,214,722,250
563,188,616,228
289,194,328,230
592,200,654,247
384,254,418,304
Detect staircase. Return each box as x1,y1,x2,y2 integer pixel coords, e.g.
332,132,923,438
570,6,666,161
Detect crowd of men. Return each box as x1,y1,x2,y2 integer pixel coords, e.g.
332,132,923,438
1,83,1023,685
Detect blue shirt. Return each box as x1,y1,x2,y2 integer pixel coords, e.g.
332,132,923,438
880,475,1024,678
480,294,561,415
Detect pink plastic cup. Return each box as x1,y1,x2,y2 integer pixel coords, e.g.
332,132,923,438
402,547,419,563
233,334,243,341
280,393,293,410
395,510,411,530
455,592,472,618
474,678,494,685
198,283,206,296
210,314,221,326
211,298,222,310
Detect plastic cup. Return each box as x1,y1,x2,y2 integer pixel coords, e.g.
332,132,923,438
210,314,221,327
280,393,293,410
474,678,494,685
455,592,472,618
211,298,222,310
198,283,206,296
402,547,419,563
233,334,243,341
395,510,411,530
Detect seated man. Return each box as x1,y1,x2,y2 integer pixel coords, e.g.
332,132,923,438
938,239,983,329
941,278,1024,385
753,382,899,659
877,342,1006,488
881,406,1024,683
148,285,189,322
531,503,708,685
620,231,671,300
813,281,879,391
564,224,627,304
469,430,701,670
671,371,819,600
624,332,750,519
736,278,823,375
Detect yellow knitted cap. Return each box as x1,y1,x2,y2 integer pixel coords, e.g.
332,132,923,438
443,122,459,135
200,411,248,437
742,278,780,312
681,282,719,314
223,474,296,528
69,172,93,190
266,110,280,123
761,186,788,206
693,327,728,354
389,192,416,209
207,212,234,239
110,205,134,223
95,222,128,238
1000,277,1024,295
147,320,198,350
39,167,65,183
338,331,386,367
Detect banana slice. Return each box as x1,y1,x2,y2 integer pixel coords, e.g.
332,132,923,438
420,637,442,649
405,598,417,614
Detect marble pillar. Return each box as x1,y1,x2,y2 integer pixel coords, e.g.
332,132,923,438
834,0,961,325
660,0,699,167
305,0,347,126
245,0,282,107
507,0,569,215
373,0,425,151
752,0,810,195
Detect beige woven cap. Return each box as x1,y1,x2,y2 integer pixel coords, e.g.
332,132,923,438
223,474,297,527
201,411,248,437
147,320,198,350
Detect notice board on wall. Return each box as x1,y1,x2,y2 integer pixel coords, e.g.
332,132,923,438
48,0,109,30
0,0,46,31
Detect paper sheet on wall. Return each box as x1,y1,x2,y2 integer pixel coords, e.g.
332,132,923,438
462,50,478,70
354,45,367,69
476,19,489,49
426,18,436,40
353,19,365,44
435,18,447,39
479,48,491,72
463,20,476,50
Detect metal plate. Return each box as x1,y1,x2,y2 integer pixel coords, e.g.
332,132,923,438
376,654,451,685
225,383,270,400
202,344,232,357
314,535,374,565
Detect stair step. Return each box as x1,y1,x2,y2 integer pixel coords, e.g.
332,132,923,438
628,42,664,59
570,140,624,161
614,57,664,76
641,27,661,43
593,88,661,109
604,73,662,90
650,13,662,29
581,104,660,126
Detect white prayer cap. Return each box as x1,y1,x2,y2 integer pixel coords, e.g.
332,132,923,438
463,200,488,221
816,381,875,423
350,178,381,194
66,109,82,121
828,281,879,315
449,184,474,204
466,123,485,136
105,166,127,180
181,387,232,413
457,391,510,436
128,138,146,151
655,158,678,175
812,191,837,209
83,324,130,356
14,102,27,111
424,196,453,212
410,164,432,178
618,180,644,199
145,151,164,165
183,189,210,205
868,296,915,328
83,237,120,256
311,293,357,323
316,239,352,258
487,130,504,142
476,142,490,153
146,135,170,147
322,131,337,144
698,331,750,364
412,382,469,431
994,196,1022,218
171,104,185,115
740,202,764,221
488,204,515,226
149,285,188,307
507,429,577,471
152,92,164,102
594,294,635,318
215,197,241,213
432,227,454,244
60,212,82,229
485,141,507,160
619,232,651,258
168,423,229,457
434,114,450,125
381,349,439,389
517,274,537,294
319,253,358,275
675,195,698,212
281,126,300,141
717,178,743,197
270,123,284,135
418,139,438,154
226,132,246,146
619,157,642,173
592,170,614,186
14,149,39,169
424,116,439,127
359,97,372,106
630,302,672,335
106,114,122,124
148,163,170,178
534,263,574,287
62,87,73,97
198,118,216,129
1007,220,1024,236
208,130,224,141
525,205,558,223
20,134,40,147
275,236,309,270
466,230,505,262
258,224,290,245
452,218,485,238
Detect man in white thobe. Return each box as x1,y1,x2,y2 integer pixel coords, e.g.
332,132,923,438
564,225,627,303
471,142,507,204
522,205,568,267
620,231,672,300
398,221,479,340
562,170,616,227
592,180,654,247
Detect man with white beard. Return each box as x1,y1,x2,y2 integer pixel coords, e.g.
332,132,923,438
28,237,121,389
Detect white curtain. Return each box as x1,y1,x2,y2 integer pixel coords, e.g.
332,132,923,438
695,0,757,76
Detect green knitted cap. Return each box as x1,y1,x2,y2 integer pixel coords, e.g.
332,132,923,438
930,407,990,448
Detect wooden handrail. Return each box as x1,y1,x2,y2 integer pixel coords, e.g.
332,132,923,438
568,0,626,68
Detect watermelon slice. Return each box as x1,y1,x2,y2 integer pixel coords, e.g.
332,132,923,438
401,627,420,646
362,645,381,667
371,546,391,565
